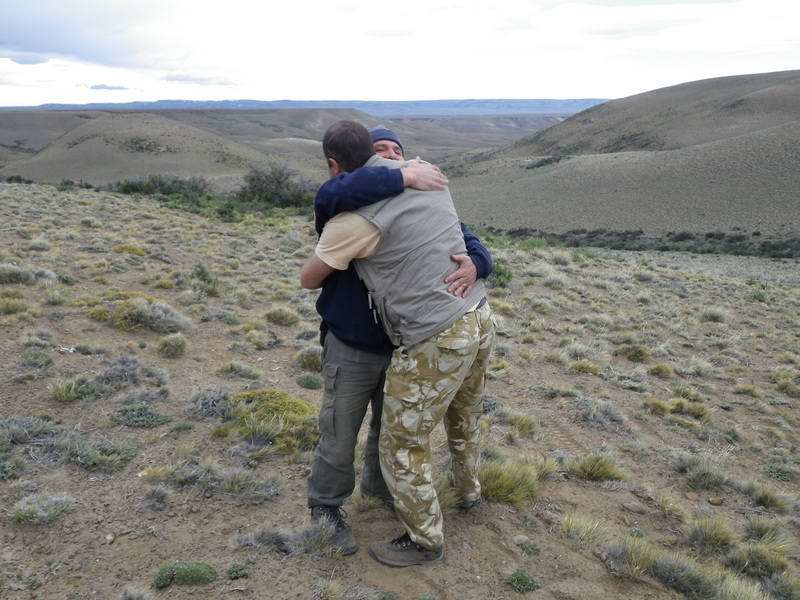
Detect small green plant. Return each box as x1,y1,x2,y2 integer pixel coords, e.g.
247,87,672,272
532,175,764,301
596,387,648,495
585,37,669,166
191,263,217,285
489,263,513,288
117,405,172,428
519,539,541,555
504,569,540,593
296,373,322,389
153,561,217,588
225,562,250,580
765,463,793,482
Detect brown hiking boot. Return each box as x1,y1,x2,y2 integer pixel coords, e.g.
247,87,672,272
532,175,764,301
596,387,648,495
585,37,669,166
460,498,483,510
368,532,444,568
311,506,358,555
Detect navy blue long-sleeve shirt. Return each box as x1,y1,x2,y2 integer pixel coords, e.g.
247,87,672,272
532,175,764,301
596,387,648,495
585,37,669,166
314,165,492,354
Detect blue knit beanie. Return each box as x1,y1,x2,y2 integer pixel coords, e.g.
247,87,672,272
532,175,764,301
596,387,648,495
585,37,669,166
368,125,403,152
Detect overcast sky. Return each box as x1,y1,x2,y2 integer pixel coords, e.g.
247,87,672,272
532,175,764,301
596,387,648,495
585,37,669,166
0,0,796,107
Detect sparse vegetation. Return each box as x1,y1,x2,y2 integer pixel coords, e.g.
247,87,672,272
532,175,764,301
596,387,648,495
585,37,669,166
1,112,799,600
12,492,74,524
504,570,541,593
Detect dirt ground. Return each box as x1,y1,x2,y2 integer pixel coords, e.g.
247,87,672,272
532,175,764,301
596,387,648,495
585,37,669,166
1,184,799,600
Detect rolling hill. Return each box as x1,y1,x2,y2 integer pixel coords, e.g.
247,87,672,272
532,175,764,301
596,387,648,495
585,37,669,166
1,70,798,256
445,70,800,255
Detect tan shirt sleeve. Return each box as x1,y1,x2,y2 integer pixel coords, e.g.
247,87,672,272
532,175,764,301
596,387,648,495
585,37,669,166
315,213,380,270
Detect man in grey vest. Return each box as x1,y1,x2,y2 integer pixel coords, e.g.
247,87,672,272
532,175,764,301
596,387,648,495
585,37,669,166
301,120,495,568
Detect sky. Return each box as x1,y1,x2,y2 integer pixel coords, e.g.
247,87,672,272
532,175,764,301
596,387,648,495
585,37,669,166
0,0,797,107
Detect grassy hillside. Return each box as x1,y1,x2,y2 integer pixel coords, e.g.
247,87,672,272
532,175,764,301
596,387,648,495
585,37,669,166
0,108,558,191
1,70,798,256
445,71,800,254
1,184,799,600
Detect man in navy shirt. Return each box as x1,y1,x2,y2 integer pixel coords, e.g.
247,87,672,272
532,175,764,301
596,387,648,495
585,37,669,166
304,126,492,555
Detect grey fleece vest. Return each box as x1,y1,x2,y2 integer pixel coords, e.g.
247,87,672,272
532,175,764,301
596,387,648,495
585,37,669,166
352,156,486,347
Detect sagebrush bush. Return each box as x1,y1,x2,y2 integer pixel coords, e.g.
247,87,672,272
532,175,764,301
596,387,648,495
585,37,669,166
0,263,33,284
87,296,192,333
154,561,217,589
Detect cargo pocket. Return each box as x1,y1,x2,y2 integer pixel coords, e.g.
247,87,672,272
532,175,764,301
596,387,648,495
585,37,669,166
319,362,339,438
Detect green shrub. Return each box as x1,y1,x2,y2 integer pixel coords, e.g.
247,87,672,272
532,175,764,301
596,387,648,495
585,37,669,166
488,263,513,288
117,405,172,428
228,389,320,454
153,561,217,588
236,163,315,209
113,175,213,213
296,373,322,389
504,570,540,592
226,562,250,580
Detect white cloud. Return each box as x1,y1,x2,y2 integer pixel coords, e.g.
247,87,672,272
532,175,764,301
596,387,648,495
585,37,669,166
0,0,796,106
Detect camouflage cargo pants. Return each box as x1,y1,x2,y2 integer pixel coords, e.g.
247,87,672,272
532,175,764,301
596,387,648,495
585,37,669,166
379,302,495,550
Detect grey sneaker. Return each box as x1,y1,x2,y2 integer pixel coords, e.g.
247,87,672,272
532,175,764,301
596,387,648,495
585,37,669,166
311,506,358,555
368,532,444,568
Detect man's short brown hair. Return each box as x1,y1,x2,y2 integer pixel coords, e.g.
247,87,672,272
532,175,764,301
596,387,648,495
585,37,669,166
322,120,375,173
